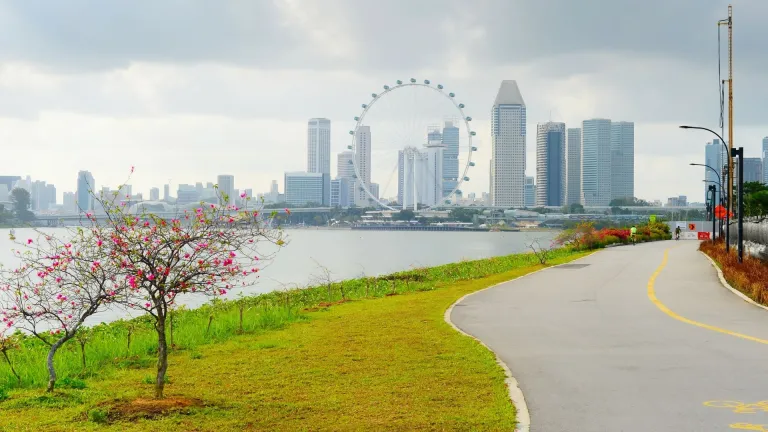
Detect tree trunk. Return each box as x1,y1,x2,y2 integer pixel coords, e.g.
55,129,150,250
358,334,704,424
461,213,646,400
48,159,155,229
206,315,214,334
238,304,244,334
127,328,132,354
155,315,168,399
46,336,69,392
1,349,20,384
79,340,87,371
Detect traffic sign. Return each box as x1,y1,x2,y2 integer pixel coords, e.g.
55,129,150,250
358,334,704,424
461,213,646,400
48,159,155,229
688,223,696,231
714,205,727,219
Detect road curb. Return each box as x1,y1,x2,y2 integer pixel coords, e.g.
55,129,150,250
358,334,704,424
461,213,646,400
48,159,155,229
444,252,595,432
699,250,768,312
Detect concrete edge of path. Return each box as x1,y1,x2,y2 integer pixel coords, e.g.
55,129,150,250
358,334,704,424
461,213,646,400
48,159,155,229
444,252,595,432
699,250,768,313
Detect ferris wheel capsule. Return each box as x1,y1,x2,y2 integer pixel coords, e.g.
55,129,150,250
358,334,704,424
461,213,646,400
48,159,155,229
396,80,403,85
383,85,390,90
470,131,476,136
463,176,470,181
410,78,416,83
459,103,465,108
349,131,354,135
362,104,367,108
372,93,377,98
437,84,443,89
424,79,430,84
354,116,360,121
347,145,353,150
472,146,478,151
466,116,472,121
444,199,451,204
449,92,455,97
469,161,476,166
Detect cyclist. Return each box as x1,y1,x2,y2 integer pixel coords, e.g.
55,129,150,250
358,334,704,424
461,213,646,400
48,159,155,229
674,225,681,240
630,225,637,245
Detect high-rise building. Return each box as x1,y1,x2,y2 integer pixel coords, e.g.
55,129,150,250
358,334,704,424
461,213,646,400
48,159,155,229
704,141,724,204
581,119,612,206
337,150,356,205
370,183,380,201
565,128,582,205
610,121,635,200
285,172,323,206
163,184,170,201
442,121,460,199
45,184,56,208
330,178,351,207
524,176,535,207
535,122,566,206
762,137,768,184
76,171,95,212
63,192,76,213
150,187,160,201
307,118,331,206
354,126,372,206
217,175,235,205
400,145,444,209
490,80,526,207
743,157,763,183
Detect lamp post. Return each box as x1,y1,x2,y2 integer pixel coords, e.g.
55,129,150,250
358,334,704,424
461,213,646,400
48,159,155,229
731,147,744,262
681,125,732,251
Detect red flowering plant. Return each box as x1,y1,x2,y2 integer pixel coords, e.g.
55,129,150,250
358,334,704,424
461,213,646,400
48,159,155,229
597,228,631,242
96,181,283,398
0,222,127,392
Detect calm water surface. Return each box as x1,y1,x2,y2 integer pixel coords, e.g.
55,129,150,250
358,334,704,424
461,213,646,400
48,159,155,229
1,228,556,324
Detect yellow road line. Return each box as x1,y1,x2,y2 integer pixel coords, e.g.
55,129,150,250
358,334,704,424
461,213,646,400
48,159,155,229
648,249,768,345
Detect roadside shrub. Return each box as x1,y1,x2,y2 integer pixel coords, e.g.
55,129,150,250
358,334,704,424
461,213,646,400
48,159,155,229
700,240,768,305
60,377,86,390
88,408,109,424
602,235,620,245
0,387,8,402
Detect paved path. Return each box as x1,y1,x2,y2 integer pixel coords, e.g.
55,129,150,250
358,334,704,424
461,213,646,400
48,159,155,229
452,241,768,432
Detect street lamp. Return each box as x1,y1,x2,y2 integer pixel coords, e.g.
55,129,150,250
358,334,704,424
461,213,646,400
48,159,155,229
731,147,744,262
689,163,723,196
681,125,732,251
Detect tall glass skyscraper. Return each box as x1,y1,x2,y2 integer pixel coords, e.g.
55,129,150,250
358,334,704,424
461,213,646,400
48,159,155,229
307,118,331,206
704,140,724,204
441,121,459,199
490,80,526,207
565,128,582,205
76,170,94,212
581,119,612,206
610,121,635,200
535,122,565,206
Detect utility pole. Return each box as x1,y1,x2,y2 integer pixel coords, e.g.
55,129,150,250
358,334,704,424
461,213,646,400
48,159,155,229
719,5,734,225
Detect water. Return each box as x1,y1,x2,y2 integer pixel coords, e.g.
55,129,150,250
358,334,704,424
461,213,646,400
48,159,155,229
1,228,557,324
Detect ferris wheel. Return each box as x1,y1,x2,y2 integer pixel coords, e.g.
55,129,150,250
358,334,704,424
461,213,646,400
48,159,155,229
346,78,477,211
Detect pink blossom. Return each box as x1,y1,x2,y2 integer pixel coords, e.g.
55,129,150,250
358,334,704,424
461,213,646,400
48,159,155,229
147,274,155,281
130,165,135,173
240,191,247,198
27,239,33,244
97,239,103,246
145,302,151,308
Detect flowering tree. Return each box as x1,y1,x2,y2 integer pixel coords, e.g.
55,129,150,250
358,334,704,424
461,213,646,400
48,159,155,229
0,226,126,392
97,187,283,398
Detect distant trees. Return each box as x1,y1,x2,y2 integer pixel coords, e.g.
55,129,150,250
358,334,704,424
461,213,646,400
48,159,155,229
394,209,415,221
448,208,479,223
609,197,650,207
743,182,768,219
10,188,34,222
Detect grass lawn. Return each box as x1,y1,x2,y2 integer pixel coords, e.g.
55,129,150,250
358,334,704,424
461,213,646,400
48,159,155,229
0,251,589,431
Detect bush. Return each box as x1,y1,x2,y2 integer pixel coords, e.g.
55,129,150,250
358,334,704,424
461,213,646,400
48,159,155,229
602,235,620,245
60,377,86,390
0,387,8,402
88,408,109,424
700,240,768,305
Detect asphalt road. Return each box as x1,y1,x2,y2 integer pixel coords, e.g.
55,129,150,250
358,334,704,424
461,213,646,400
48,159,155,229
451,240,768,432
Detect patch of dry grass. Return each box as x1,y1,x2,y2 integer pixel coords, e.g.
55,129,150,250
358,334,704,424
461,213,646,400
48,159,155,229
700,240,768,304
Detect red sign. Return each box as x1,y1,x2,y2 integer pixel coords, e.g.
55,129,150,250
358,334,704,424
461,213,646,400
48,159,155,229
698,232,711,240
714,205,727,219
688,223,696,231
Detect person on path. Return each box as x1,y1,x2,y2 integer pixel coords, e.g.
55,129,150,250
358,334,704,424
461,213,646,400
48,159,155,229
674,226,681,240
630,225,637,245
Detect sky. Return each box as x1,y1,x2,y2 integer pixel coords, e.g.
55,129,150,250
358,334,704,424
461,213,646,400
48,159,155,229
0,0,766,204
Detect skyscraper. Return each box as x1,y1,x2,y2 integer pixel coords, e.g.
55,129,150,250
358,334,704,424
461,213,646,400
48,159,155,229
337,150,356,206
704,141,724,204
743,158,762,183
762,137,768,184
535,122,565,206
163,184,170,201
76,171,95,212
400,146,444,209
491,80,526,207
581,119,612,206
524,176,535,207
442,121,460,198
610,121,635,200
354,126,372,206
284,172,323,206
307,118,331,206
150,187,160,201
217,175,235,205
63,192,76,213
565,128,582,205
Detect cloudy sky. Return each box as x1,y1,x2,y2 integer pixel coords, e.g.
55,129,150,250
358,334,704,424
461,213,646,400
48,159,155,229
0,0,766,204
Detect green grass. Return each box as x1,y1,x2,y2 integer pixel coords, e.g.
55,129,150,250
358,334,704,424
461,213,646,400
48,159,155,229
0,248,590,431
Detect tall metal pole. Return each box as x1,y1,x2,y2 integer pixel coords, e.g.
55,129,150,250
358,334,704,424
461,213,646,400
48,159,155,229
709,185,716,243
727,5,734,224
737,147,744,262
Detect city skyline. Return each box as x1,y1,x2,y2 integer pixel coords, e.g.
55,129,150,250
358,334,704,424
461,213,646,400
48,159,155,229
0,2,766,204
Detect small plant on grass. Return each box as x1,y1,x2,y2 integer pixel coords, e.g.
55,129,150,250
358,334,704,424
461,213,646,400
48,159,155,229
96,183,283,399
0,330,21,385
88,408,109,424
0,386,8,402
528,238,553,264
0,218,127,392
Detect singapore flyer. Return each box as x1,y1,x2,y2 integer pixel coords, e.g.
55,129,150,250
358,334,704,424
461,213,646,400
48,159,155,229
346,79,477,211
